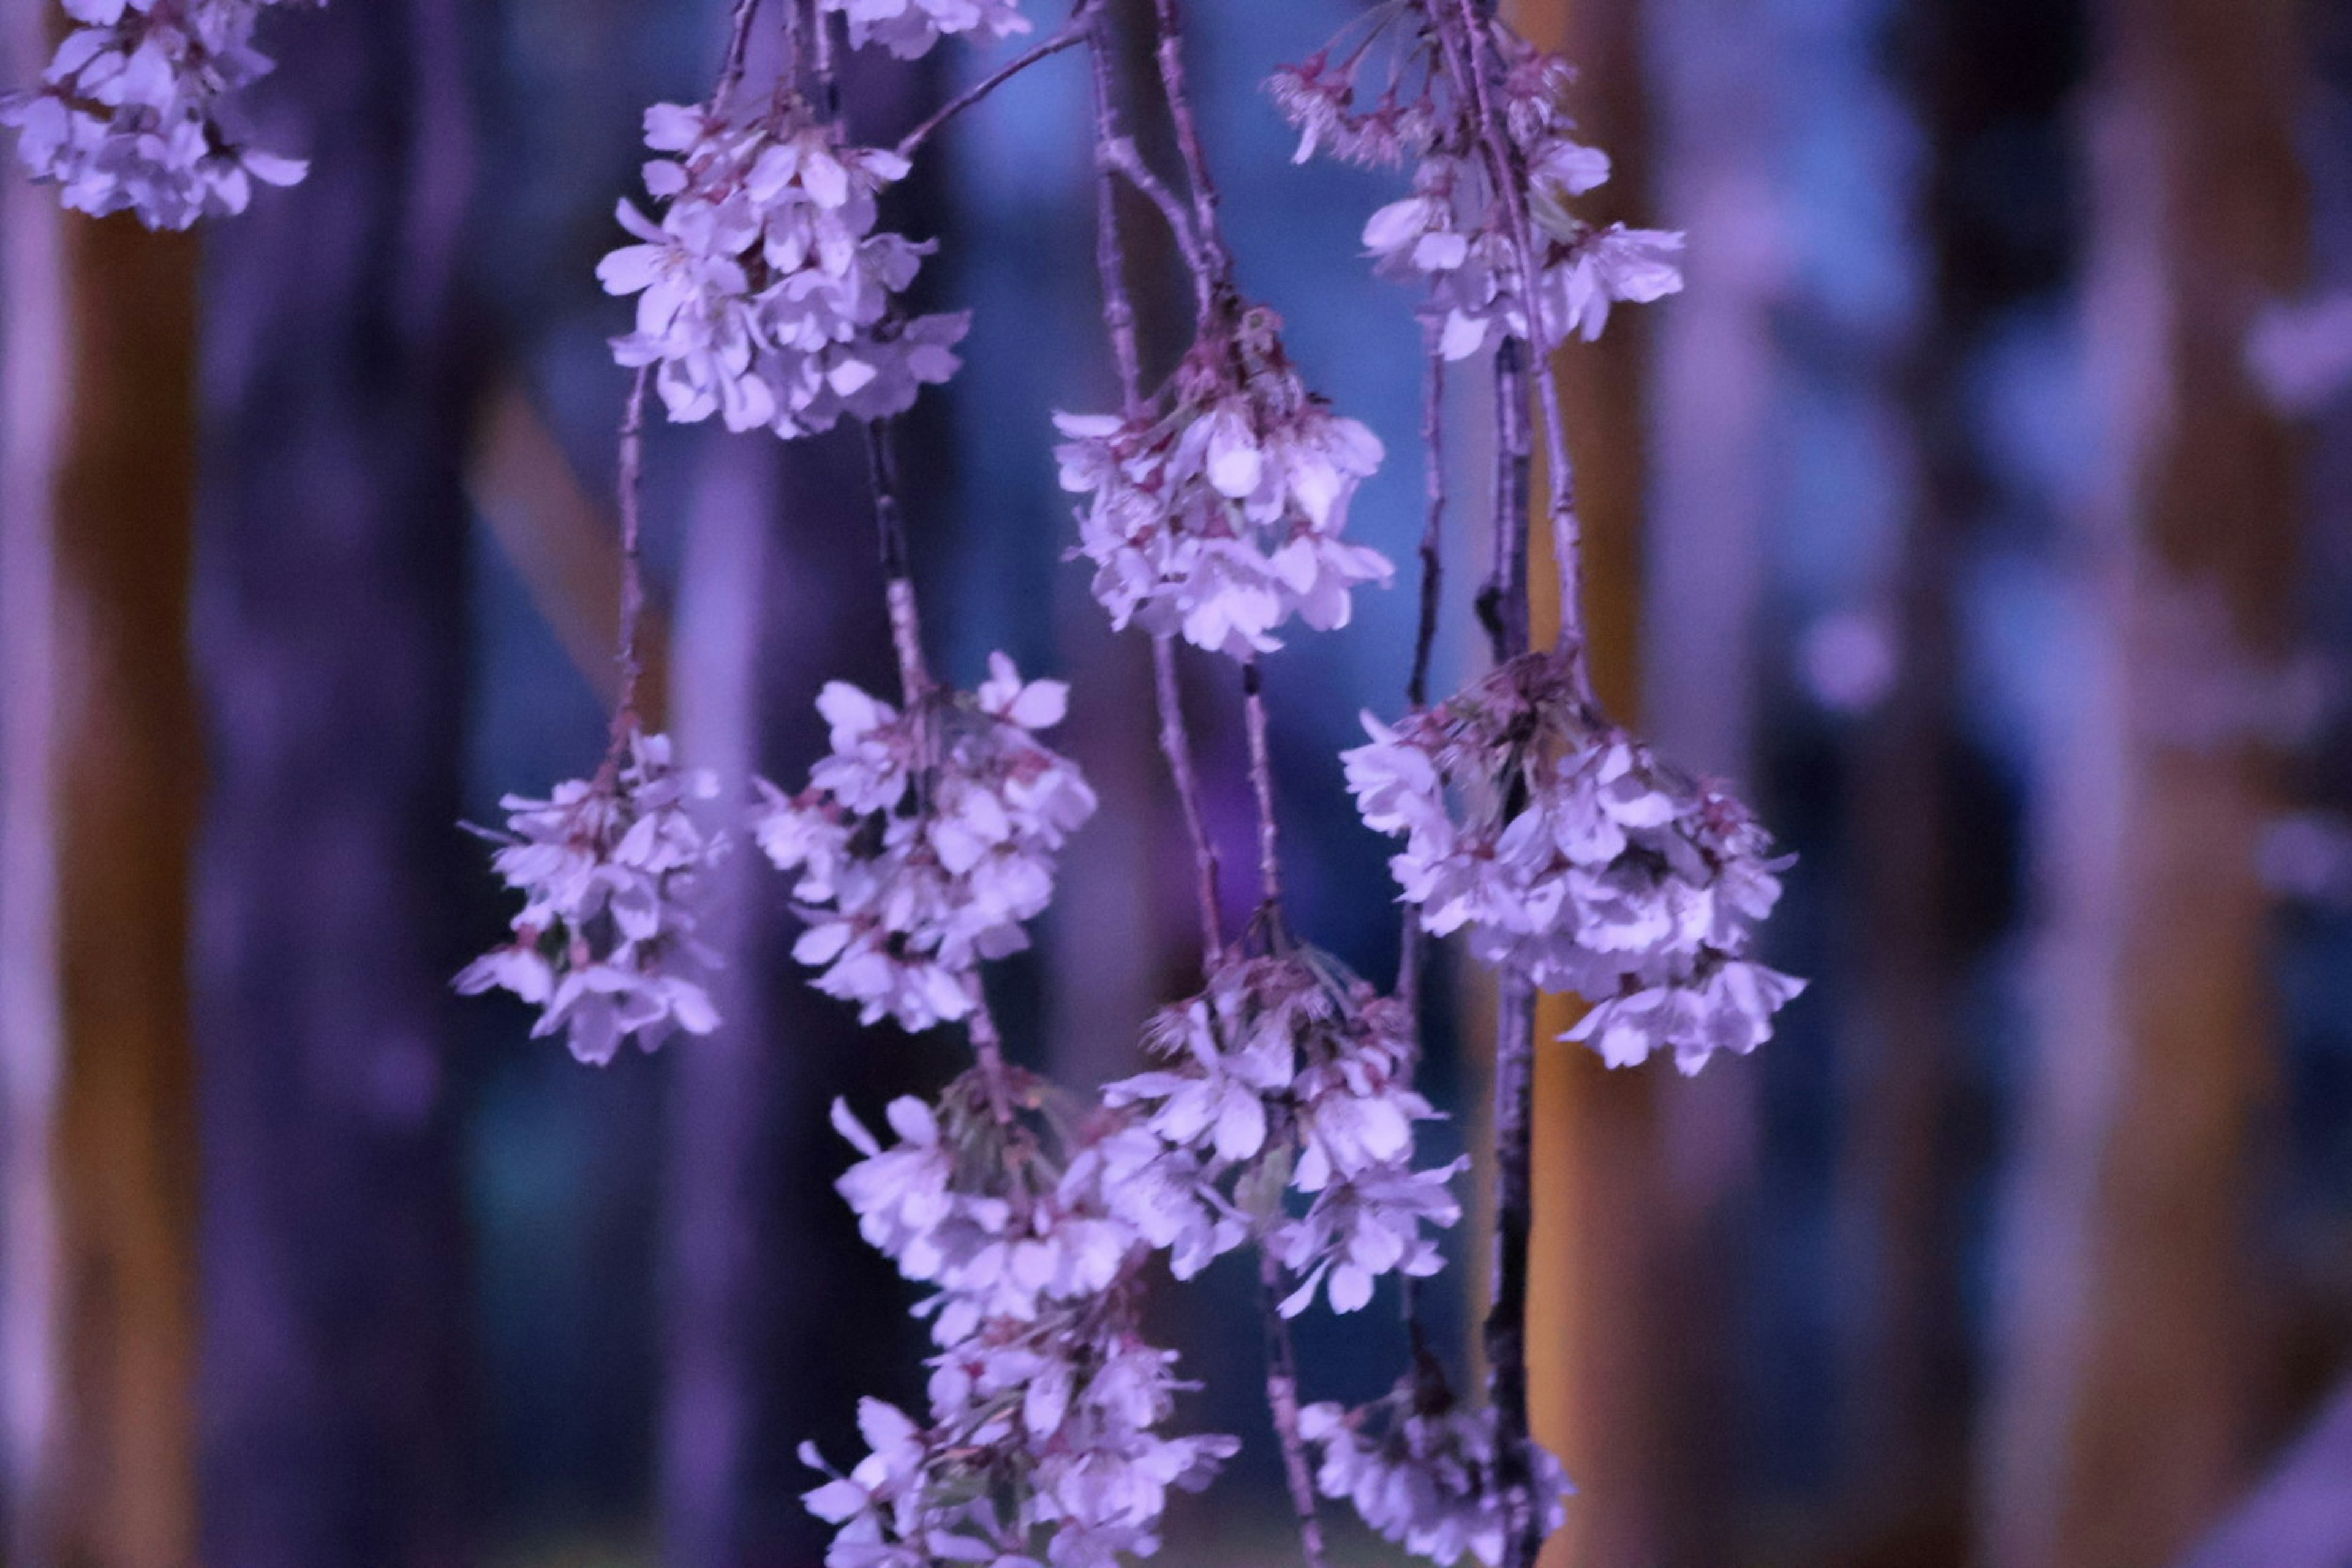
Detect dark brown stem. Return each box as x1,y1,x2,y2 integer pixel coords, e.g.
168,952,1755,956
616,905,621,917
1410,345,1447,710
612,364,653,744
1259,1251,1333,1568
895,2,1099,160
860,418,930,701
1483,977,1542,1568
1476,336,1533,666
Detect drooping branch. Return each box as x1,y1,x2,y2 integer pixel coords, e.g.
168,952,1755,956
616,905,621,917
859,418,932,702
896,2,1101,160
613,364,654,740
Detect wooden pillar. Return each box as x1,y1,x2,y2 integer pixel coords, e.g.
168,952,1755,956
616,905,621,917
1980,2,2306,1564
0,108,205,1568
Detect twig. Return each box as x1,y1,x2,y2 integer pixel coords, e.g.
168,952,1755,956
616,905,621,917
962,975,1017,1125
1085,15,1147,415
1260,1251,1333,1568
1147,0,1233,295
712,0,764,115
896,3,1100,160
1410,344,1447,709
612,364,654,744
1240,660,1285,932
1099,136,1215,320
1474,337,1533,665
861,418,932,701
1483,979,1541,1568
1089,18,1224,968
1154,637,1226,970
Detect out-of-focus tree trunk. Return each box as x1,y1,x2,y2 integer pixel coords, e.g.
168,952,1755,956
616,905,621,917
1981,2,2305,1566
193,4,482,1562
0,156,205,1568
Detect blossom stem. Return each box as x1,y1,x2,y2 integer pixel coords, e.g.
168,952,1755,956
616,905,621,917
1146,0,1234,299
1436,0,1589,690
860,418,932,701
961,974,1016,1124
1098,137,1214,320
1476,337,1534,665
712,0,764,115
612,364,654,745
1259,1251,1334,1568
1410,344,1447,712
1483,978,1542,1568
1155,637,1226,969
1084,15,1146,415
1240,660,1284,924
895,2,1101,161
1089,15,1224,968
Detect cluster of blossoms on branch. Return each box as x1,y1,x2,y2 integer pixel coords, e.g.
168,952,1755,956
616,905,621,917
454,728,728,1066
806,1077,1238,1568
1055,306,1392,660
598,97,967,438
756,655,1098,1033
1270,13,1683,358
1300,1367,1570,1568
1103,954,1463,1316
820,0,1029,61
0,0,312,230
413,0,1809,1558
1344,652,1803,1074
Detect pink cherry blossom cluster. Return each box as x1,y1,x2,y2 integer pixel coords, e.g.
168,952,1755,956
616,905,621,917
1270,8,1683,357
755,655,1098,1033
1345,652,1804,1074
0,0,312,230
454,728,728,1066
597,98,967,437
820,0,1029,61
1054,307,1392,659
1104,954,1463,1318
1300,1368,1570,1568
806,1077,1238,1568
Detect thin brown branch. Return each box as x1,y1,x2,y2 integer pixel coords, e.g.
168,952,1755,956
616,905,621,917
860,418,932,701
612,364,654,741
896,4,1100,160
1240,659,1284,925
1259,1251,1333,1568
1154,636,1226,970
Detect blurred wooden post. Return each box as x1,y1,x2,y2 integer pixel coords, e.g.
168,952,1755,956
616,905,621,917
0,93,205,1568
1980,2,2305,1565
1504,1,1698,1564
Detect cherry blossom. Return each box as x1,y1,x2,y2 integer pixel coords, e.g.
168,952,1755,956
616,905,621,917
812,1074,1238,1568
756,654,1097,1033
1272,9,1683,358
1054,307,1392,660
1344,650,1805,1073
454,728,726,1066
1,0,312,230
1104,952,1463,1317
821,0,1030,61
597,96,967,439
1300,1369,1571,1568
